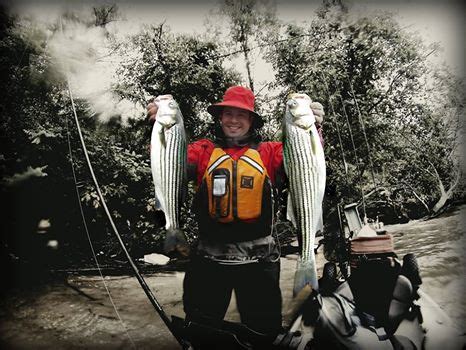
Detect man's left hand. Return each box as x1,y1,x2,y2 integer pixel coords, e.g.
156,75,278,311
310,102,324,125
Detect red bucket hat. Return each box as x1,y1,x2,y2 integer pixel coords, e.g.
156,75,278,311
207,86,264,128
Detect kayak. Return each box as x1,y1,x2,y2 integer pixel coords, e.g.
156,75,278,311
171,252,464,349
286,254,465,350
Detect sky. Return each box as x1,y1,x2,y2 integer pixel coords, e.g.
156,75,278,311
7,0,465,122
107,0,465,76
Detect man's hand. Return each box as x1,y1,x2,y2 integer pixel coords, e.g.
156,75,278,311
146,95,175,124
310,102,324,125
149,95,323,126
146,99,158,124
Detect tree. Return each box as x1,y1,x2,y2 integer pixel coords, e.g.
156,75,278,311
1,5,246,271
0,7,158,267
218,0,277,92
0,5,86,268
263,5,464,221
400,68,465,214
114,23,240,140
93,4,119,28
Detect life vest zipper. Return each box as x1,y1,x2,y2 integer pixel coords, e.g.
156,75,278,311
232,160,238,219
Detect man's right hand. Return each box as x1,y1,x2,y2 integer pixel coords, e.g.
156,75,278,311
146,95,175,124
146,99,158,124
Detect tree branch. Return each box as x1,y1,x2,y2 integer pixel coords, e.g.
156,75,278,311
401,181,431,213
446,169,462,196
426,158,446,195
367,48,438,114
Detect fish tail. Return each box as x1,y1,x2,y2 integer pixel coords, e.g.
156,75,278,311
163,228,190,258
293,259,319,297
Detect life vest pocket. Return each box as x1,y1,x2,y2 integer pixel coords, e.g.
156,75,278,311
210,168,231,219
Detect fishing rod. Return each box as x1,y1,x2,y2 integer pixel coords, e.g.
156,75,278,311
320,73,368,219
320,73,349,179
347,78,377,188
59,17,189,350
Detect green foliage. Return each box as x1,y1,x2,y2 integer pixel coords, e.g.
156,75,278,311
263,6,464,222
1,3,464,272
0,6,241,268
114,24,240,139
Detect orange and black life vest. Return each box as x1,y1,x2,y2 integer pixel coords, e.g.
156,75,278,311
203,148,271,222
194,147,273,242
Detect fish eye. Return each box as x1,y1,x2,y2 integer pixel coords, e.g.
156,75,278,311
169,101,178,108
287,100,298,108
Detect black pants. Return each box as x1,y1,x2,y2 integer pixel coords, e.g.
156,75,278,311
183,257,282,335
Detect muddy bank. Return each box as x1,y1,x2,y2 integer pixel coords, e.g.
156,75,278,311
0,253,321,350
2,205,464,349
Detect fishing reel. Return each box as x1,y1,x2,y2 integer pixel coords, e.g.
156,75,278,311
321,204,352,282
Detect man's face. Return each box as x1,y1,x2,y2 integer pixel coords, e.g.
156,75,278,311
220,107,253,138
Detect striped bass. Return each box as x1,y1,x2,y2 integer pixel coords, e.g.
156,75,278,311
283,93,326,296
150,95,189,257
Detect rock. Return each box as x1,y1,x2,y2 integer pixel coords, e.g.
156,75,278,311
143,253,170,265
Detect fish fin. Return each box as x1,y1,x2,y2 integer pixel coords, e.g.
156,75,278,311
163,229,190,258
317,212,324,233
158,127,166,148
153,195,167,226
154,195,162,211
311,133,317,155
286,193,297,228
284,284,313,326
293,259,319,297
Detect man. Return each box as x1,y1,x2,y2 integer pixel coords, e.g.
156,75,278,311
146,86,324,336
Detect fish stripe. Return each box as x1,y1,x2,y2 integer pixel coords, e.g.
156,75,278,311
283,98,326,294
167,130,174,228
166,130,170,227
295,130,310,259
151,118,187,232
172,129,179,227
174,130,179,225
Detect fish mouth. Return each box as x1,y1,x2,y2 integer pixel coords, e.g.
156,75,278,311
292,113,311,118
158,113,176,118
157,114,178,127
292,115,315,129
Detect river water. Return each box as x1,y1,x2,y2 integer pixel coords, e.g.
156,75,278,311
384,204,466,331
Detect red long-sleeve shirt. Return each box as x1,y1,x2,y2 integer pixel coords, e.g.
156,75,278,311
187,139,284,186
187,125,323,185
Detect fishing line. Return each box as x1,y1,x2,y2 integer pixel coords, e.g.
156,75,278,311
269,188,281,263
59,16,188,349
347,78,377,188
59,17,137,349
320,73,349,179
336,88,368,220
338,93,359,172
321,73,368,220
12,19,136,347
63,92,137,349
